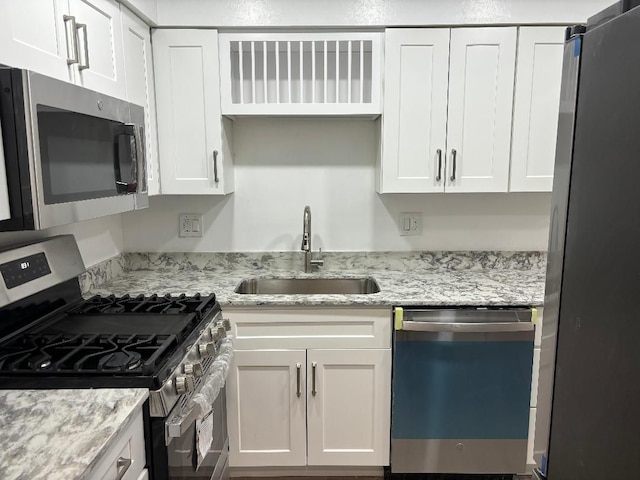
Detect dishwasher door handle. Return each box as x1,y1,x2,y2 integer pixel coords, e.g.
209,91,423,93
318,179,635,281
402,321,534,333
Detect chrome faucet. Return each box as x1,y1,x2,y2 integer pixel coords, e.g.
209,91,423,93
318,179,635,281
301,205,324,273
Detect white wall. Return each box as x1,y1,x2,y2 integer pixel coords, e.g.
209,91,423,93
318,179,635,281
156,0,612,27
119,0,159,25
122,118,551,252
0,214,124,267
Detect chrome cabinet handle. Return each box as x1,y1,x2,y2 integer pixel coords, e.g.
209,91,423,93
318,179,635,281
77,23,90,71
450,149,457,182
115,457,132,480
435,148,442,182
213,150,219,183
311,362,317,396
63,15,79,65
296,363,301,397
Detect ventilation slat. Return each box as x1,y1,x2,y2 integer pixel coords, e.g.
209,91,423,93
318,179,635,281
347,40,352,104
312,41,316,103
251,41,256,104
287,41,292,104
324,40,328,104
275,40,280,103
359,40,364,104
238,41,244,104
263,41,268,103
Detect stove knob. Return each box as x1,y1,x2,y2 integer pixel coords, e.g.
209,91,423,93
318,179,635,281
222,318,231,331
184,362,203,377
217,326,227,338
198,342,216,358
175,375,195,395
212,329,221,342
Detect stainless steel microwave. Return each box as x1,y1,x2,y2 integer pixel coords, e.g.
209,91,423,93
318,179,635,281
0,67,148,231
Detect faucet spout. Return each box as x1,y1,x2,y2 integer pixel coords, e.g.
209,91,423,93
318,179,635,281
301,206,323,273
302,206,311,252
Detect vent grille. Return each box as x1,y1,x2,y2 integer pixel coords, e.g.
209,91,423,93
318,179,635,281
219,33,382,115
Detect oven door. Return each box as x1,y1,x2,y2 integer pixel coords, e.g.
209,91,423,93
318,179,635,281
164,387,229,480
25,71,148,229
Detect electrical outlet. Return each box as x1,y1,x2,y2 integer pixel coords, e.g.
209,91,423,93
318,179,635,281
398,212,423,236
179,214,203,237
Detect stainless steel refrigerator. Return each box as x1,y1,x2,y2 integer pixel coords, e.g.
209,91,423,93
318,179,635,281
534,2,640,479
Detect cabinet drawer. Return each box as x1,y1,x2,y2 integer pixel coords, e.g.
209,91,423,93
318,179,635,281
226,308,392,349
94,408,146,480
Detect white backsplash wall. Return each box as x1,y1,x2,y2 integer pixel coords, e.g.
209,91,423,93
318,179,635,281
122,118,551,253
0,214,124,267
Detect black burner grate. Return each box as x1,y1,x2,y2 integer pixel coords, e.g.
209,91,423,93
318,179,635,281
0,333,178,375
72,293,215,318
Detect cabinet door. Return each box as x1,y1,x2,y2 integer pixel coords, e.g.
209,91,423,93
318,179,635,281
0,0,73,82
446,27,517,193
510,27,565,192
227,350,307,467
379,29,449,193
121,7,160,195
153,29,232,195
307,349,391,466
69,0,127,99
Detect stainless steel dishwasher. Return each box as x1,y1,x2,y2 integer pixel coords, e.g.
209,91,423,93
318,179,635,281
391,306,535,475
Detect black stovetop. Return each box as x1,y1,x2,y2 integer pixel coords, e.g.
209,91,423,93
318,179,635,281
0,292,220,389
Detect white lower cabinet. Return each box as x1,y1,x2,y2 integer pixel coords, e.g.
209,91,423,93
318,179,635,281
307,349,391,466
94,407,146,480
228,349,307,467
226,308,392,469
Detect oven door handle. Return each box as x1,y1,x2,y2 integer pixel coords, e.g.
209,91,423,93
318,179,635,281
166,405,201,440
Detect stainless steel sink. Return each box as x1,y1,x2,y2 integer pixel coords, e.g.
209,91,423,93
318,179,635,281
234,277,381,295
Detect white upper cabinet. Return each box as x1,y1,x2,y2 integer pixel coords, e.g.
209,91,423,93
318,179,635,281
379,29,450,193
68,0,127,99
121,7,160,195
379,27,517,194
0,0,128,100
445,27,517,193
510,27,565,192
218,32,383,116
0,0,73,82
153,29,234,195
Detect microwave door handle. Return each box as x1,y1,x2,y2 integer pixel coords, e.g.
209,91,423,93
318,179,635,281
124,123,146,194
134,124,147,193
115,126,137,194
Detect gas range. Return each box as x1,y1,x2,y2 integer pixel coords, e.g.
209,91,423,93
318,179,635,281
0,292,228,417
0,235,232,480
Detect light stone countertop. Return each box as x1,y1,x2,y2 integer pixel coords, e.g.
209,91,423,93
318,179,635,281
85,251,547,307
0,389,148,480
